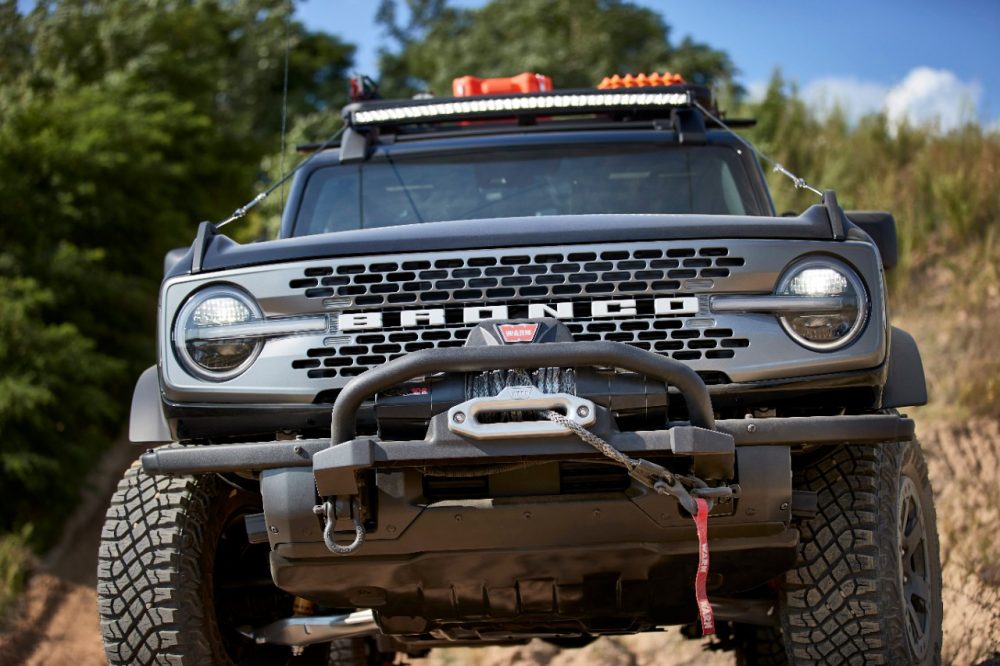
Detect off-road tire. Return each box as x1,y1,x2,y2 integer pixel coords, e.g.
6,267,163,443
781,440,942,664
733,624,788,666
97,461,328,665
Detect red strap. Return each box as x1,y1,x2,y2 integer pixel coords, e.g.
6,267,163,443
693,497,715,636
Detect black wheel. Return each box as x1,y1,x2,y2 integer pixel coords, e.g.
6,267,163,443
733,624,788,666
780,439,942,664
98,461,330,665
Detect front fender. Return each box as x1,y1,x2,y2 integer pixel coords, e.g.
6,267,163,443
882,327,928,408
129,365,173,444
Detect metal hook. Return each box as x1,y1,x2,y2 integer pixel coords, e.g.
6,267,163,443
314,498,366,555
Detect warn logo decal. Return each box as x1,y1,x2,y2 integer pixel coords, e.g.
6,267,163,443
497,323,540,344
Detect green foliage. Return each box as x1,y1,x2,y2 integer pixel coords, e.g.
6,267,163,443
0,0,353,553
375,0,738,97
0,273,121,543
0,525,34,621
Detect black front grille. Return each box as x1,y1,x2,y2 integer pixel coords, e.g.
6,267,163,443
288,243,751,379
289,246,745,306
298,319,749,379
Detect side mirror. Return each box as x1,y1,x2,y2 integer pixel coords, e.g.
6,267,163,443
846,211,898,270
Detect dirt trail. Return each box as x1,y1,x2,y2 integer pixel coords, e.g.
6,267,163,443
0,438,137,666
921,420,1000,665
1,423,998,665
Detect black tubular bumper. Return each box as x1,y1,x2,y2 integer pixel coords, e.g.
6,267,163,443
140,341,915,478
139,413,915,476
136,342,917,628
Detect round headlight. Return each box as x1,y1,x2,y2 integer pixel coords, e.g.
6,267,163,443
776,258,869,351
174,286,263,380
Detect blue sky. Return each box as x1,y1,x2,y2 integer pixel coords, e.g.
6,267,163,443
299,0,1000,128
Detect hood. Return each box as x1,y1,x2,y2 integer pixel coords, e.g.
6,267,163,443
172,206,840,277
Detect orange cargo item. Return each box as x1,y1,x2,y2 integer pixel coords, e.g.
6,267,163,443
597,72,685,89
452,72,554,97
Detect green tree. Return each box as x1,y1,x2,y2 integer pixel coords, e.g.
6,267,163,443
0,0,353,562
375,0,738,97
0,272,121,544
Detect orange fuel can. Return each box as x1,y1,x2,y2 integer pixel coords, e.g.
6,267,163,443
452,72,553,97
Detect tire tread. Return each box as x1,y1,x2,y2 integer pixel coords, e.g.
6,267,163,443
97,460,219,665
781,441,941,665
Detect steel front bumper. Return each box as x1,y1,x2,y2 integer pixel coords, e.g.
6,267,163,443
140,411,915,478
140,339,914,559
142,340,914,480
140,342,914,622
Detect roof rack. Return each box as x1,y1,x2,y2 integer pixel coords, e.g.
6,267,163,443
342,84,715,129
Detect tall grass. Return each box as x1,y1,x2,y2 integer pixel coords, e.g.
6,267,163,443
743,78,1000,420
749,94,1000,254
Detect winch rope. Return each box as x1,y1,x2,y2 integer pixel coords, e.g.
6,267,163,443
539,409,716,636
538,409,706,515
540,409,638,470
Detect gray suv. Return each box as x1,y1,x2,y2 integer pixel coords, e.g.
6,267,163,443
99,80,942,665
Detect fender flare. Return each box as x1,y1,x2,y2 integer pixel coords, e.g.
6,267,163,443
129,365,173,444
882,327,928,409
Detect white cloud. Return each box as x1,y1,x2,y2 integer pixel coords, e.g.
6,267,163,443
884,67,981,132
795,67,984,133
801,77,889,124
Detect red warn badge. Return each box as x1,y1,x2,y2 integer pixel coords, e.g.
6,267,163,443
497,323,540,344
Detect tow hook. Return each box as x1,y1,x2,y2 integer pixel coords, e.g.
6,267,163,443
539,410,737,514
314,496,366,555
538,410,722,637
628,459,701,515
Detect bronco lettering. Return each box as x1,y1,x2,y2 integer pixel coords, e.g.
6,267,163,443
337,297,699,332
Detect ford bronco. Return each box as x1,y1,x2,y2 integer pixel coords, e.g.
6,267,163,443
98,73,942,665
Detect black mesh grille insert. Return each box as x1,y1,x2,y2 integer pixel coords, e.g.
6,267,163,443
290,244,751,379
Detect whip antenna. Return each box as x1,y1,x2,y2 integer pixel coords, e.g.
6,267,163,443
217,1,346,231
278,0,291,211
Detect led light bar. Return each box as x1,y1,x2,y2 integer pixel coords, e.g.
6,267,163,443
349,91,692,127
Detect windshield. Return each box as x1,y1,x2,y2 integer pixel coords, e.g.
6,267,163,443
293,144,757,236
